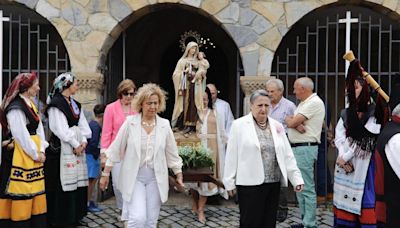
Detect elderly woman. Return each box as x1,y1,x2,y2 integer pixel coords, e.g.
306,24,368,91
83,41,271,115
45,72,92,227
100,79,137,212
223,89,304,227
0,73,48,227
100,83,184,227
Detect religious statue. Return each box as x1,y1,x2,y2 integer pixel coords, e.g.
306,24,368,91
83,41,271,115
172,41,206,134
191,52,209,86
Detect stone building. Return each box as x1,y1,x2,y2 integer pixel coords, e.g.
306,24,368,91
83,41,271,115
1,0,400,120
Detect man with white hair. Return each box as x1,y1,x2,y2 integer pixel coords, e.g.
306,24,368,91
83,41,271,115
375,75,400,228
285,77,325,228
266,78,296,222
207,84,234,135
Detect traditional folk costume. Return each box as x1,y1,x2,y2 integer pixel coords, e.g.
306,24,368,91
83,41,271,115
333,60,382,227
45,73,91,226
0,73,49,227
375,75,400,228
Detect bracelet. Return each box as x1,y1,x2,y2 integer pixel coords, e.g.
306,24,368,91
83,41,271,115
101,171,110,177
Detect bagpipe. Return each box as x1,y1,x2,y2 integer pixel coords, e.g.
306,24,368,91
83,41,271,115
343,51,389,102
343,50,390,127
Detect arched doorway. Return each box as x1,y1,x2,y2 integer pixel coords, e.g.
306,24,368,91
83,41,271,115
104,4,243,119
272,2,400,202
272,3,400,123
0,3,70,103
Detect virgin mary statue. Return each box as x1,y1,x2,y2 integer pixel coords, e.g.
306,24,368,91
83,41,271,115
171,41,204,134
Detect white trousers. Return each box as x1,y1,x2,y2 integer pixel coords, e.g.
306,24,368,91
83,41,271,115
112,162,124,209
124,167,161,228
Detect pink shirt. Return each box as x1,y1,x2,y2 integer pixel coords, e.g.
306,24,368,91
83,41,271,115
101,100,136,149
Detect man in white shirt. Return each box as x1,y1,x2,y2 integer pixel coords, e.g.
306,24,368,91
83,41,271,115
207,84,234,135
285,77,325,228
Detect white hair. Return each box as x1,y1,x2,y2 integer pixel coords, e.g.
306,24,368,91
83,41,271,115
250,89,269,104
266,78,284,92
296,77,314,91
392,103,400,116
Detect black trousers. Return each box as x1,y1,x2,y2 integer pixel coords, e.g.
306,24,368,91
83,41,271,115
237,182,280,228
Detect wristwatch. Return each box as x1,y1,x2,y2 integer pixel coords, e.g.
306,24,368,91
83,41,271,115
101,171,110,177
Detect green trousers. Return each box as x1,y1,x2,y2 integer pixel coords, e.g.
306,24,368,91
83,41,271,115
292,145,318,228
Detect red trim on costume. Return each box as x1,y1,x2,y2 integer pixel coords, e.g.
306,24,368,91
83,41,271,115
392,115,400,123
334,207,377,225
375,150,387,224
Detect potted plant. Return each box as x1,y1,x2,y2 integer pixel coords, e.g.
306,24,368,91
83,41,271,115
178,145,214,172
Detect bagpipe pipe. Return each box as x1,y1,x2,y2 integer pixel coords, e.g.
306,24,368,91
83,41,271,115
342,50,390,127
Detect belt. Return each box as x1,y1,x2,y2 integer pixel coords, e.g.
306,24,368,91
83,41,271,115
291,142,319,147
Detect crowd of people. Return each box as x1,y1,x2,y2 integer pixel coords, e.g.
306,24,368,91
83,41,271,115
0,44,400,228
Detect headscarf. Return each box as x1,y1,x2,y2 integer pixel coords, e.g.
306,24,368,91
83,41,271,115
0,72,38,132
1,72,38,110
47,72,76,104
180,41,199,60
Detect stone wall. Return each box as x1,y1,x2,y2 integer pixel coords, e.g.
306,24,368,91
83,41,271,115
12,0,400,109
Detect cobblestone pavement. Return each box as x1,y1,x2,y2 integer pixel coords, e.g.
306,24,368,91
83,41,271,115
79,193,334,228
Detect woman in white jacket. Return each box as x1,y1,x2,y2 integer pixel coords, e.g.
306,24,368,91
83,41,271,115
100,83,184,228
223,89,304,227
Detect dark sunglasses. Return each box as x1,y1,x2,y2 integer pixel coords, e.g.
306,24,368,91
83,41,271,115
123,91,135,96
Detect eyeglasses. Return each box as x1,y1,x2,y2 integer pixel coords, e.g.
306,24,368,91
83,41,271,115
123,92,135,97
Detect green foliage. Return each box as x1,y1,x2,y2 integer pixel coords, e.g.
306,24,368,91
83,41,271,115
178,145,214,170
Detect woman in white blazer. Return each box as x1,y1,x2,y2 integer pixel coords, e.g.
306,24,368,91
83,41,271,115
223,89,304,227
100,83,184,228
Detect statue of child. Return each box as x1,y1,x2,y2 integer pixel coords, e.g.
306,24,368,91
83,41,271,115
191,52,209,84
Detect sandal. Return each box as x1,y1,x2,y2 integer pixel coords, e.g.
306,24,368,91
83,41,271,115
198,210,206,224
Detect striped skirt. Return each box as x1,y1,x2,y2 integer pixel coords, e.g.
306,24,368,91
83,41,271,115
0,135,46,227
334,160,376,228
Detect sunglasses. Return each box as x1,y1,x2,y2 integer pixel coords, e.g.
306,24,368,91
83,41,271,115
123,92,135,96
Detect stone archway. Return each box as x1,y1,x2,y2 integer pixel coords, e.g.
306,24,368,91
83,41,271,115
9,0,400,110
271,1,400,122
103,3,244,119
0,2,70,103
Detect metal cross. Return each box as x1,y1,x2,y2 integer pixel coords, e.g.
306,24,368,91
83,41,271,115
339,11,358,77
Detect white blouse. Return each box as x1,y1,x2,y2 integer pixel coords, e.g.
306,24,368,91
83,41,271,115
140,127,156,169
48,106,92,148
6,95,49,161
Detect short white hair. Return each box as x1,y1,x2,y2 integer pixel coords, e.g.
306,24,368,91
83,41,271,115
296,77,314,91
250,89,269,104
266,78,284,92
392,103,400,116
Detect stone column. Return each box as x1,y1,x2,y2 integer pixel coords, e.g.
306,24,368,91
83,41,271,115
74,72,104,119
239,75,274,114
